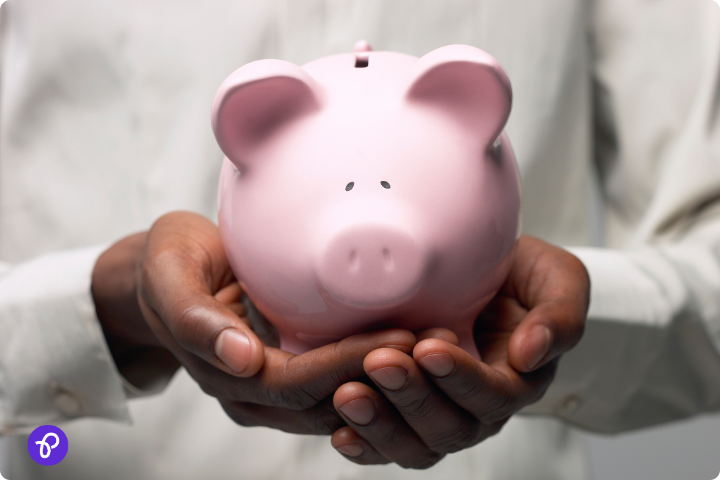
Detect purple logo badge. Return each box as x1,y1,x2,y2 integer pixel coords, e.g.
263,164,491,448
27,425,68,466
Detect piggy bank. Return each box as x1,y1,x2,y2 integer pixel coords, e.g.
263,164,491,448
213,43,521,359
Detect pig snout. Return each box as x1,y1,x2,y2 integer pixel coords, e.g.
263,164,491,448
317,226,428,307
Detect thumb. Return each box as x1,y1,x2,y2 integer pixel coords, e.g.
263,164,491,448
138,274,266,378
138,212,265,377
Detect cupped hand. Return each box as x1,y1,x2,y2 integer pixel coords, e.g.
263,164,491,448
329,236,589,468
92,211,416,434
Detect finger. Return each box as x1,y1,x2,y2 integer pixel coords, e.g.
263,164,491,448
138,292,263,377
334,382,445,470
415,328,459,345
473,295,527,364
183,328,416,409
250,329,416,408
364,348,482,454
506,302,579,372
221,397,346,435
414,339,556,424
215,282,249,326
331,427,390,465
504,237,589,372
226,304,251,322
138,213,265,377
242,294,280,348
214,282,243,306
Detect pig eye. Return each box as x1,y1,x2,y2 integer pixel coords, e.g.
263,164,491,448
345,182,355,191
380,181,391,189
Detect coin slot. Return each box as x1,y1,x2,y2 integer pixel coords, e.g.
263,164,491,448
355,56,369,68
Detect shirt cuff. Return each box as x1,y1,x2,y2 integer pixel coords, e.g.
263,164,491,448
0,246,131,434
521,246,720,432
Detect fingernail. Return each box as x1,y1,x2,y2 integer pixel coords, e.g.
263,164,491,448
417,353,455,377
336,444,364,457
214,328,250,374
367,366,407,391
338,398,375,426
525,325,552,370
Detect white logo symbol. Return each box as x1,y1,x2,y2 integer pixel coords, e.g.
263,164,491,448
35,432,60,459
713,0,720,6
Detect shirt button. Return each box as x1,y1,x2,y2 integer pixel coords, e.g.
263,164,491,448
557,394,583,415
54,390,81,417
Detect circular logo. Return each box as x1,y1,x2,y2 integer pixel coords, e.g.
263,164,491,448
27,425,68,466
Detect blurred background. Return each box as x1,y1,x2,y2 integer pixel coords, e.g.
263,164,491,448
581,414,720,480
4,417,720,480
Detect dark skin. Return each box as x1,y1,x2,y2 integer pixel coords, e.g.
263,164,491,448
331,237,589,467
92,211,588,468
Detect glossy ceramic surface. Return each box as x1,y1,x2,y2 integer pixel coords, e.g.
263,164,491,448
213,44,521,358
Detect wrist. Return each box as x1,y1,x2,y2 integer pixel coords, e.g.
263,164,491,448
92,232,180,385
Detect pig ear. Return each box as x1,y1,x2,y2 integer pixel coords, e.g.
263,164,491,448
211,60,321,171
404,45,512,147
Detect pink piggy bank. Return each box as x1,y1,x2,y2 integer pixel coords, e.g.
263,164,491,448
213,43,521,359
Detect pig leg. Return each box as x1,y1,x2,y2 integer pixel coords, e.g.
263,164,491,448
456,329,482,361
454,315,482,361
278,331,321,355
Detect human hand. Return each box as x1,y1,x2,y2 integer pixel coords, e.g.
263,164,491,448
92,211,416,434
329,236,589,468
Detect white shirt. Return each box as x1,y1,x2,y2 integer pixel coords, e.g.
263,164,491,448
2,0,720,478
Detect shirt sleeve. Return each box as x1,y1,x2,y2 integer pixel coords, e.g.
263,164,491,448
524,238,720,432
522,0,720,432
0,246,131,435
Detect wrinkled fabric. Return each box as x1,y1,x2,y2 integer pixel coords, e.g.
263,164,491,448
1,0,720,479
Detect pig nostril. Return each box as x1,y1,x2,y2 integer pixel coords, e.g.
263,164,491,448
345,182,354,191
349,249,360,273
380,181,391,189
382,248,394,272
